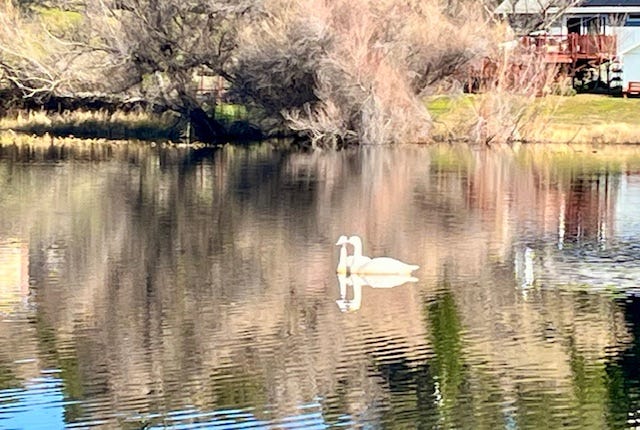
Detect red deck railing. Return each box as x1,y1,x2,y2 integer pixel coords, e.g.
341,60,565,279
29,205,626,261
520,34,617,63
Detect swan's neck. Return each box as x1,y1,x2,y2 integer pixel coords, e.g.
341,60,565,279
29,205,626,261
337,244,348,273
352,238,363,258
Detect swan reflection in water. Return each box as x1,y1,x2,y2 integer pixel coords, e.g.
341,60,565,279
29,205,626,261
514,245,535,293
336,274,418,312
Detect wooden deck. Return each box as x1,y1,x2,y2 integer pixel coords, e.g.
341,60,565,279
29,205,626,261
465,33,618,94
521,34,617,64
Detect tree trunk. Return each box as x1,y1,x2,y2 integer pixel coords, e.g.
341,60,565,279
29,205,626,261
188,107,227,143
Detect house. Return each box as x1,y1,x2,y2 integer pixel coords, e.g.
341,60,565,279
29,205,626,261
495,0,640,94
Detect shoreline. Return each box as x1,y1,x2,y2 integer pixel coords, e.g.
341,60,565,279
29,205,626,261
1,94,639,146
428,93,640,146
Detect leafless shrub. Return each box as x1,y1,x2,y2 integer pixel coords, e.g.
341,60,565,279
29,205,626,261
231,0,449,148
81,0,263,143
389,1,491,94
85,0,260,103
0,0,262,141
466,31,560,144
228,4,330,129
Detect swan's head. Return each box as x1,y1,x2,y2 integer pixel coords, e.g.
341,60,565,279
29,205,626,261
336,235,349,246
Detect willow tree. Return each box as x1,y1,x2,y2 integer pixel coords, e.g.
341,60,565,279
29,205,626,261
84,0,262,141
0,0,261,141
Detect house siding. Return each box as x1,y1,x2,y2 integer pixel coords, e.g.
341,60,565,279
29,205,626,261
615,26,640,52
607,26,640,87
495,0,640,90
621,45,640,87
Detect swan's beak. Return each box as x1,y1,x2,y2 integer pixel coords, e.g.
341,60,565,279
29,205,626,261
335,235,348,245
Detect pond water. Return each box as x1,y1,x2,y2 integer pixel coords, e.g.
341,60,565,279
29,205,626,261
0,141,640,429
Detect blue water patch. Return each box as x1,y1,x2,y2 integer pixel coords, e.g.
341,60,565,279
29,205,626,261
148,403,330,429
0,376,65,430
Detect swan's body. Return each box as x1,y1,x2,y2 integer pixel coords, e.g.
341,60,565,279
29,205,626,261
355,257,420,275
348,235,419,275
360,274,418,288
347,235,371,268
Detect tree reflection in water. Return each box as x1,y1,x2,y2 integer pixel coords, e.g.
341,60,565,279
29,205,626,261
0,142,638,428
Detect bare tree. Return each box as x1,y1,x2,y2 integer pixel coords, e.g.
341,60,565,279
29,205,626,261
228,0,498,147
83,0,262,141
0,1,91,99
0,0,262,141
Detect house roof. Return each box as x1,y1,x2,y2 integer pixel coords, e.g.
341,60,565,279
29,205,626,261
495,0,640,14
494,0,551,14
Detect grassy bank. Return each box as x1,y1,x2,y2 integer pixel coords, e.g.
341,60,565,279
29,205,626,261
0,104,250,144
427,94,640,144
537,95,640,144
1,94,638,146
0,110,180,142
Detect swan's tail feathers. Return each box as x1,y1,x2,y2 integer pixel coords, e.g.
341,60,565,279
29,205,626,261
408,264,419,272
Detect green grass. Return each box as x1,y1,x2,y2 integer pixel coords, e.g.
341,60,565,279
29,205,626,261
426,95,476,121
215,104,247,121
425,93,640,144
426,95,478,141
549,94,640,126
35,7,83,30
427,94,640,124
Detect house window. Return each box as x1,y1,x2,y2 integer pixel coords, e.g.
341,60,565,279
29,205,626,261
585,16,606,34
567,16,606,35
567,17,581,34
627,14,640,27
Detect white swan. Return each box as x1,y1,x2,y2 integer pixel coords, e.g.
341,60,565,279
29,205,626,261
348,235,419,275
347,235,372,268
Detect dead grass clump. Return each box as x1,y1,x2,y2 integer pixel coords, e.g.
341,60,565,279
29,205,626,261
0,110,180,141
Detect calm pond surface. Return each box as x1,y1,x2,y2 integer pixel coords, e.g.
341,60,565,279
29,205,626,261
0,141,640,429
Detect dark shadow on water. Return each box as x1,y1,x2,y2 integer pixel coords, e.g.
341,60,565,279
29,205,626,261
606,296,640,427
